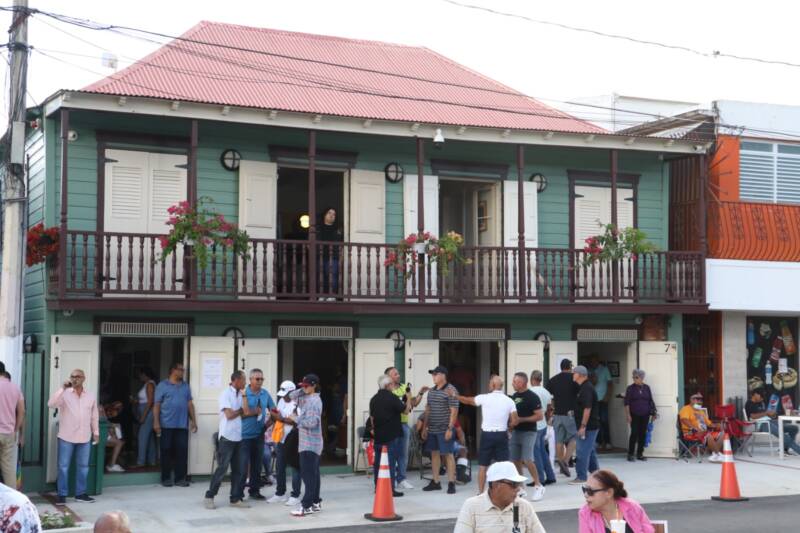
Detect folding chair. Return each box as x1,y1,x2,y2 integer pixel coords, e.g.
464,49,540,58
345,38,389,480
676,416,703,462
742,407,778,455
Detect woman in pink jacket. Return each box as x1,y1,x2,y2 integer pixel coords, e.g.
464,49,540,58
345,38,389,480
578,470,654,533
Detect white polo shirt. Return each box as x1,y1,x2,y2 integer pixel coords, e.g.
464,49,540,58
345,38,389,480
218,385,243,442
474,390,516,432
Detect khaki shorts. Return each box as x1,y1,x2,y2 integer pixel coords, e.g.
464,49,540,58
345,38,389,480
553,415,577,444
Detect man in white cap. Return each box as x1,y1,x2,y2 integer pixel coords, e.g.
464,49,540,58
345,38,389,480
267,380,302,506
454,461,547,533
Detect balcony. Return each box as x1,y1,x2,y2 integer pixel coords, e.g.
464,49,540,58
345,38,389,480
49,231,705,313
708,201,800,261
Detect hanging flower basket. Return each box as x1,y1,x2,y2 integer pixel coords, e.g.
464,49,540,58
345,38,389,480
26,223,60,266
384,231,471,278
159,197,250,270
582,223,657,267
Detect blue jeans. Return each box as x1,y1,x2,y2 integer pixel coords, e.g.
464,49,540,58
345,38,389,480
396,424,410,483
575,429,599,481
205,437,244,502
320,257,339,294
136,405,157,466
263,442,273,478
768,420,800,454
299,451,321,509
57,438,91,497
373,436,403,490
239,437,264,496
275,442,301,497
160,428,188,483
534,428,556,482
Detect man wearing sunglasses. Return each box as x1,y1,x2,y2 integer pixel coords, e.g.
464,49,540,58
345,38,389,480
678,392,725,462
240,368,276,501
454,461,546,533
48,369,100,505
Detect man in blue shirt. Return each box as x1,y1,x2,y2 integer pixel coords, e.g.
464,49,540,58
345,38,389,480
589,356,613,450
153,362,197,487
239,368,275,501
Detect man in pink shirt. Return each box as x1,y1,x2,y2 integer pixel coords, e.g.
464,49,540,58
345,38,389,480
0,361,25,487
48,368,99,505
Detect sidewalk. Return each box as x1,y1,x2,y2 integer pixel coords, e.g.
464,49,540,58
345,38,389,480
40,454,800,532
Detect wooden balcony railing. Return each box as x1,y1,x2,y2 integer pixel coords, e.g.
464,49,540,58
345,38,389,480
708,201,800,261
53,230,705,304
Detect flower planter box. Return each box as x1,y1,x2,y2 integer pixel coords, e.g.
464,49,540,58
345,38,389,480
45,522,93,533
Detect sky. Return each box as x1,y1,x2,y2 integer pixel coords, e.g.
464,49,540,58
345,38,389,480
3,0,800,126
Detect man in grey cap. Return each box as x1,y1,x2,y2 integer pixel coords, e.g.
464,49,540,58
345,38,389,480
421,365,459,494
569,365,599,484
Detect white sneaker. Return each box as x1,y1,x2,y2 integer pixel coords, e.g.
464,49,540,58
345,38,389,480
285,496,301,506
267,494,287,504
106,464,125,473
399,479,414,490
531,485,545,502
312,502,322,513
708,453,721,463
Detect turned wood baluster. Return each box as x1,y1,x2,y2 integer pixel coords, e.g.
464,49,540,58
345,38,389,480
137,236,145,291
104,235,111,291
231,245,238,296
280,243,287,296
81,234,88,289
222,245,228,293
291,244,298,295
170,249,177,292
271,241,278,296
252,242,259,295
69,233,76,290
126,237,134,291
115,236,123,291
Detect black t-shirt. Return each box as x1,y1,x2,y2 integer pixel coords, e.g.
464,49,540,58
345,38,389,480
575,381,600,431
546,372,579,415
511,390,542,432
369,389,405,444
745,398,783,418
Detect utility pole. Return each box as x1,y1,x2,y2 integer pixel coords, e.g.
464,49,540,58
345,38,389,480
0,0,30,385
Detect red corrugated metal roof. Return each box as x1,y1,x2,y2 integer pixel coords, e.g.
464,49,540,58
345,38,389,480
83,22,603,133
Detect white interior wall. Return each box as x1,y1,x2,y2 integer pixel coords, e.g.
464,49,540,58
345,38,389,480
721,312,747,402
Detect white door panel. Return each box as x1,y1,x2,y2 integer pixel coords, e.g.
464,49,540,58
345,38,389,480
549,341,578,379
354,339,395,470
405,340,439,423
238,338,278,399
349,170,386,298
47,335,100,482
505,341,544,394
503,181,538,299
188,337,235,475
639,341,679,458
403,176,439,299
238,161,277,296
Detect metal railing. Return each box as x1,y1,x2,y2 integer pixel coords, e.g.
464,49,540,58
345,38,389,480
708,201,800,261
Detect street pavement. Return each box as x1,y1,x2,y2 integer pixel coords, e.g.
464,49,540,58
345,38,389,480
270,495,800,533
37,453,800,532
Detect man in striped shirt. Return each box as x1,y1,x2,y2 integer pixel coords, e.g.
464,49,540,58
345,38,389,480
288,374,323,517
421,365,459,494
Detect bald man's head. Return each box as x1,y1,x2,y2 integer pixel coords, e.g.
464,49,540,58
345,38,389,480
489,375,504,391
94,511,131,533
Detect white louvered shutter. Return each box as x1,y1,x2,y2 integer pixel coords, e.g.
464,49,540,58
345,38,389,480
777,144,800,204
616,188,634,231
148,153,187,234
105,150,148,233
574,185,607,247
740,142,775,202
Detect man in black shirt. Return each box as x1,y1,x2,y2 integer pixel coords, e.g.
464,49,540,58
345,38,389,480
745,389,800,455
369,374,410,496
509,372,545,501
546,359,579,478
570,365,599,484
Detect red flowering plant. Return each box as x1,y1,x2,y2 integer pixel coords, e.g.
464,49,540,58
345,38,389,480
384,231,471,278
582,223,657,267
160,196,250,270
26,223,60,266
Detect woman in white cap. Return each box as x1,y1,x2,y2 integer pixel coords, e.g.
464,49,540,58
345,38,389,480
454,461,547,533
267,380,302,506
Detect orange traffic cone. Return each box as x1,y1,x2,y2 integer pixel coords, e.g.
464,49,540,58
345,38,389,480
711,433,748,502
364,445,402,522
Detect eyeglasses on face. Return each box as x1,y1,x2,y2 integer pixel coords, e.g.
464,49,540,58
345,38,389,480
253,377,264,381
70,375,84,379
581,485,606,496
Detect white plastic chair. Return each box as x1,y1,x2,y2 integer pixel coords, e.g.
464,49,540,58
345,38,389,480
742,407,778,455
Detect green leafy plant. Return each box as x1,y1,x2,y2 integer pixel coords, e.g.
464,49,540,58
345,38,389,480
582,223,657,267
159,197,250,270
384,231,471,278
40,511,76,530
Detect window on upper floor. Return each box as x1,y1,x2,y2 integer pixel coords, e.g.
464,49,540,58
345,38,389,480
740,140,800,204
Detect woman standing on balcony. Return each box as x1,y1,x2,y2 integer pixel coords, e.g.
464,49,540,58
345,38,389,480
318,207,343,300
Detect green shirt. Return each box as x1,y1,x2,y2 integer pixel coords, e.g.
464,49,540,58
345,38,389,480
393,383,409,424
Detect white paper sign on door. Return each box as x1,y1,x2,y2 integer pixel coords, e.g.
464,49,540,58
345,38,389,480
202,358,224,388
779,358,788,374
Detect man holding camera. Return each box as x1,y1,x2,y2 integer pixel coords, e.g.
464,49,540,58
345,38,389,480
47,368,100,505
385,366,428,490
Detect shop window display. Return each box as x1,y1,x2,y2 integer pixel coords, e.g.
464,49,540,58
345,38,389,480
746,317,798,412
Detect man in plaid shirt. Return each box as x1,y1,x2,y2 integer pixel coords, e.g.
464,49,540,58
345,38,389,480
288,374,323,517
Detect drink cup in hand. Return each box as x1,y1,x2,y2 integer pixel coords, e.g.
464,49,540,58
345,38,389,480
609,519,627,533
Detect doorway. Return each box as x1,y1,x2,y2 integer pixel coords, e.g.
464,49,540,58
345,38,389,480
439,341,500,456
99,337,184,475
279,339,350,465
439,179,500,247
276,167,345,240
578,342,636,453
